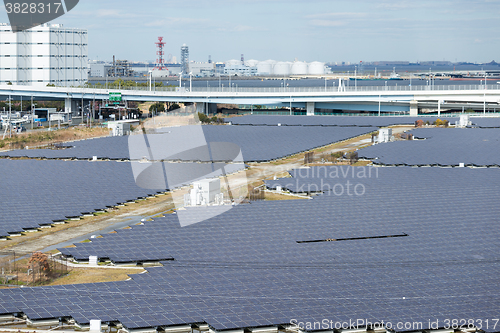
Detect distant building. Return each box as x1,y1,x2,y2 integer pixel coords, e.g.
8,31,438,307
181,44,189,75
89,61,111,77
0,23,88,86
224,64,257,76
189,62,215,77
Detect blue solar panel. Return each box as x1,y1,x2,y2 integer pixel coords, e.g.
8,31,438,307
0,125,377,162
8,167,489,332
0,159,242,238
358,128,500,166
225,115,460,127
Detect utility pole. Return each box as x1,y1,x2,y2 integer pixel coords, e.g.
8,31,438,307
9,95,12,138
31,95,34,130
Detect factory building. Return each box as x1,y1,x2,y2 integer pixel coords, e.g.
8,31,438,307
0,23,88,86
189,62,215,77
89,61,111,77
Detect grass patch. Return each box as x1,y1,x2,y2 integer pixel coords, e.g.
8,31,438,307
0,126,110,151
46,267,144,285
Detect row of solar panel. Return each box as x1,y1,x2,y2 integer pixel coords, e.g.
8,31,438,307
225,115,471,127
358,128,500,165
0,125,376,162
39,167,500,332
0,160,243,238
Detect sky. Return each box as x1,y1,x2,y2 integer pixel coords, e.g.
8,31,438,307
1,0,499,64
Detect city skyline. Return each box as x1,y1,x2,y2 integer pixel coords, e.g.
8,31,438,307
1,0,499,64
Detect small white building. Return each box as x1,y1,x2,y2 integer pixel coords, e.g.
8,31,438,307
457,114,471,128
108,121,131,136
378,128,393,143
0,23,88,87
186,178,222,206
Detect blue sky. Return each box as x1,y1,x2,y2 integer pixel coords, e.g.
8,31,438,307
1,0,499,63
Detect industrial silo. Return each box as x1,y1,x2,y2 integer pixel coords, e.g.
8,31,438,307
226,59,241,67
257,60,274,75
273,61,292,76
245,59,259,68
291,61,308,75
308,61,325,75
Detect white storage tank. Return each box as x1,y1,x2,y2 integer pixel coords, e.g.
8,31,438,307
245,59,259,68
257,60,274,75
226,59,241,67
308,61,325,75
291,61,308,75
273,61,292,76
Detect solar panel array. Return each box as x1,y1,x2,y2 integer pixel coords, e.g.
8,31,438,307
358,128,500,166
470,117,500,128
0,125,376,162
225,115,459,127
10,167,492,332
0,135,131,159
0,160,242,238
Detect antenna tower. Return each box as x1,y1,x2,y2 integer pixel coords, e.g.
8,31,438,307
155,37,166,70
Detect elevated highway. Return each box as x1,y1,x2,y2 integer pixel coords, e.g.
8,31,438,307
0,83,499,116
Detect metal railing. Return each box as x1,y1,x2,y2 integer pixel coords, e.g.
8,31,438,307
77,84,500,94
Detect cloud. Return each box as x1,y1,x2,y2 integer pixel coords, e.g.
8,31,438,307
96,9,121,17
306,12,367,28
306,12,368,19
145,17,212,27
309,19,346,27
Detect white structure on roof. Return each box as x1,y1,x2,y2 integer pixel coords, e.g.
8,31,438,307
0,23,88,87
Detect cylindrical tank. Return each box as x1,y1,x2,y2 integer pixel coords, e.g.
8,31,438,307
291,61,308,75
273,61,292,76
245,59,259,68
226,59,241,67
308,61,325,75
257,60,274,75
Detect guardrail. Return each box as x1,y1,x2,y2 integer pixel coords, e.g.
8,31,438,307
72,84,500,94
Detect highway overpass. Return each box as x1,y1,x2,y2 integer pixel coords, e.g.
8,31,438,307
0,83,499,116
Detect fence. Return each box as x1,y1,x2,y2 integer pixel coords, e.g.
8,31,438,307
0,251,70,287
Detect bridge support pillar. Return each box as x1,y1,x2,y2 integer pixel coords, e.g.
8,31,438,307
410,100,418,116
306,102,315,116
196,102,217,115
65,98,78,116
438,100,442,117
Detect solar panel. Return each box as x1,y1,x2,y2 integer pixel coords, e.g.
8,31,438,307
5,167,488,332
225,115,459,127
0,159,243,238
0,125,377,162
358,128,500,166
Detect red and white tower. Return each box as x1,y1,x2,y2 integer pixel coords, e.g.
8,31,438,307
155,37,166,70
